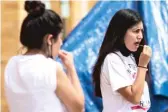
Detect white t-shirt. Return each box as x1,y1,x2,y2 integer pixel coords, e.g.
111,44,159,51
101,51,151,112
5,54,67,112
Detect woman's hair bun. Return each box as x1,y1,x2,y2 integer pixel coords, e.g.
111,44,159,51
25,1,45,17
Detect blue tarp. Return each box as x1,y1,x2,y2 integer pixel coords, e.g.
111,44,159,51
60,1,168,112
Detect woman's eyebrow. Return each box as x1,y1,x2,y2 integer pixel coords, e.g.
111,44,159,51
132,27,143,30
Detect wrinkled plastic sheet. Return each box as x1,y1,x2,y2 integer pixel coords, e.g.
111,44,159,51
59,1,168,112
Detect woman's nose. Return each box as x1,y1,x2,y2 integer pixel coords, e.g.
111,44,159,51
138,31,143,39
60,39,63,46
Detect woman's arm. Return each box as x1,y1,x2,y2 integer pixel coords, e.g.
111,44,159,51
66,66,84,104
117,45,152,104
117,67,147,104
56,63,84,112
56,50,84,112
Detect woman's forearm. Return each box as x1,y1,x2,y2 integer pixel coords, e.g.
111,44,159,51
131,67,148,103
67,66,85,105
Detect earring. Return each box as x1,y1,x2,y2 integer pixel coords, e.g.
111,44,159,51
48,43,53,59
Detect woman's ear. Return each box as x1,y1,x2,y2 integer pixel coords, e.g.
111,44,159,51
47,34,53,45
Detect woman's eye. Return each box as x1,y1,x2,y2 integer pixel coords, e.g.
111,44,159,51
133,29,139,33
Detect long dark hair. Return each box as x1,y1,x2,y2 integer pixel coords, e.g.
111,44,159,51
92,9,145,97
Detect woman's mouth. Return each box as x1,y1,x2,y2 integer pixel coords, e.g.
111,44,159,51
134,42,140,47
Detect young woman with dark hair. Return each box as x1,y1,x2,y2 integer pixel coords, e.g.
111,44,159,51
5,1,84,112
92,9,152,112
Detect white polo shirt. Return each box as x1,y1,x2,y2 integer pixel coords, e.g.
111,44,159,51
101,51,151,112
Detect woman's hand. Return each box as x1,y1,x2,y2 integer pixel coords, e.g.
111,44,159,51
138,45,152,67
58,50,75,70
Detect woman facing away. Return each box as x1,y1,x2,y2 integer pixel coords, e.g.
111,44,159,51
4,1,84,112
92,9,152,112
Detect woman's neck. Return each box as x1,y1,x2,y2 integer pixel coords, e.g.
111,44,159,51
119,44,133,57
24,49,46,57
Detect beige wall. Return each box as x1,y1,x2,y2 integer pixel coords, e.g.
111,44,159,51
1,2,20,112
1,1,97,112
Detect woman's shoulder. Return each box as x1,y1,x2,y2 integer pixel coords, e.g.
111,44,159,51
105,51,122,62
46,58,64,70
6,55,21,65
5,55,22,72
103,51,126,67
46,58,60,67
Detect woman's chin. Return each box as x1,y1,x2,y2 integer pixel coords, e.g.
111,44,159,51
130,48,138,52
